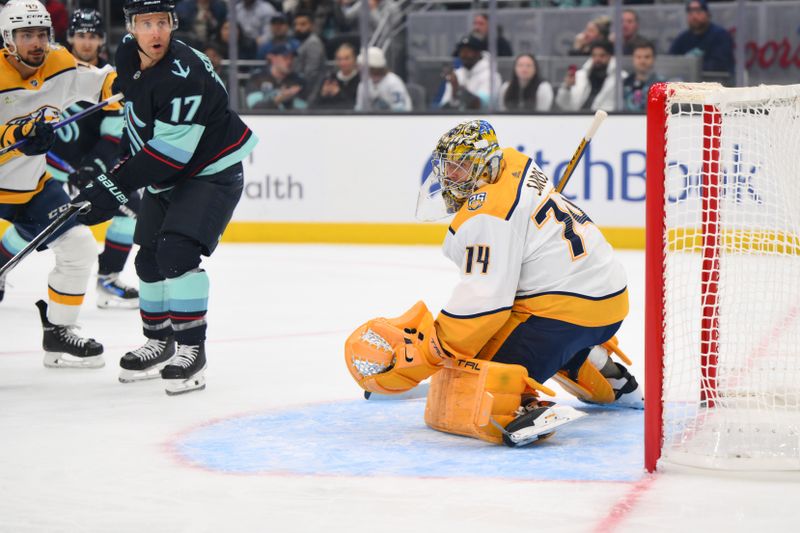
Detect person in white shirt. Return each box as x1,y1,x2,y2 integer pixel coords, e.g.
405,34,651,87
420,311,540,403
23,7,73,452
438,34,502,111
354,46,411,112
499,53,553,112
556,40,623,112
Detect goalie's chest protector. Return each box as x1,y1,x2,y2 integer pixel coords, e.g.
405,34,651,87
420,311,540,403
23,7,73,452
114,36,254,186
443,147,627,328
0,47,111,201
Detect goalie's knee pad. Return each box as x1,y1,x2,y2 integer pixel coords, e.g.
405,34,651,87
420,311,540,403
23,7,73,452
551,338,643,408
424,359,555,445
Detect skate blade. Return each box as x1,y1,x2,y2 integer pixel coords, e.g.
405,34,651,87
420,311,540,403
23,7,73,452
164,368,206,396
43,352,105,369
506,405,587,447
119,363,169,383
97,296,139,310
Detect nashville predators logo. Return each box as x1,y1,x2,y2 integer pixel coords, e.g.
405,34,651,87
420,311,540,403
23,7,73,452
7,105,61,125
467,192,486,211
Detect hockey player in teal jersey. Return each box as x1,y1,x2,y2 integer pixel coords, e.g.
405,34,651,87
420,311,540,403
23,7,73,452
74,0,258,395
46,8,140,310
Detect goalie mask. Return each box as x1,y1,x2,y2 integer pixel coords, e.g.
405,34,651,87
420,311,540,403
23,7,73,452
416,120,503,221
0,0,54,67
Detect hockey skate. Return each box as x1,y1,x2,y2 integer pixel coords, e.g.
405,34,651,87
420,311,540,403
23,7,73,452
35,300,104,369
0,272,5,302
97,273,139,309
161,342,206,396
119,336,176,383
586,344,644,409
496,399,587,448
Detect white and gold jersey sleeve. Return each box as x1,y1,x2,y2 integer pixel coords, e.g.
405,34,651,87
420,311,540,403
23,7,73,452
435,147,628,359
0,47,117,203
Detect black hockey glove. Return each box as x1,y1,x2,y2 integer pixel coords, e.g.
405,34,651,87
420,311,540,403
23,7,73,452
74,172,131,226
67,159,105,189
12,120,56,156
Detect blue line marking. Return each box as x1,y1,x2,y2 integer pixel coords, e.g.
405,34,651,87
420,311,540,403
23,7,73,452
175,400,644,481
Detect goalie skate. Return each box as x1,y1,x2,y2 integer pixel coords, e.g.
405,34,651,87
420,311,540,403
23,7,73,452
119,337,176,383
97,273,139,309
161,343,207,396
36,300,105,369
498,401,587,448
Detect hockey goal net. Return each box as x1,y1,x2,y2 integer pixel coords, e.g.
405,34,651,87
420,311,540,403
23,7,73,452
645,82,800,471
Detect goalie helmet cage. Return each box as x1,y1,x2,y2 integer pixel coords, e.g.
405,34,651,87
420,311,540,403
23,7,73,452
645,82,800,472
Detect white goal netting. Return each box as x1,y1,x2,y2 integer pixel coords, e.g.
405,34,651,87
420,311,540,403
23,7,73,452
660,83,800,469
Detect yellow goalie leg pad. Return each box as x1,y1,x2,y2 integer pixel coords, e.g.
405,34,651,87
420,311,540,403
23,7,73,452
551,360,616,405
424,359,555,445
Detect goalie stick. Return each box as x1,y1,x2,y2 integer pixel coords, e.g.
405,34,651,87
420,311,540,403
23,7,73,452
0,201,90,277
556,110,608,194
0,94,124,157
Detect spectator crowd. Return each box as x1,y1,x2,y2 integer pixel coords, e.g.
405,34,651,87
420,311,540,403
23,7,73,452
19,0,739,113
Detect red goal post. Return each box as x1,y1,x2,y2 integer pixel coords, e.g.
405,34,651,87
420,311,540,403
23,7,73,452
645,82,800,472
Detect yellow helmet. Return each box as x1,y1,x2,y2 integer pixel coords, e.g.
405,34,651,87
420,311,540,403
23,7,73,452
430,120,503,213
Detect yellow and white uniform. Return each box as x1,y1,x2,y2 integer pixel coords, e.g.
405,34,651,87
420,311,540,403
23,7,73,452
435,147,628,363
0,45,117,327
0,45,117,202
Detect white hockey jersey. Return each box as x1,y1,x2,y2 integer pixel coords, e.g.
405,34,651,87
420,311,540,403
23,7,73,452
0,46,118,204
435,147,628,360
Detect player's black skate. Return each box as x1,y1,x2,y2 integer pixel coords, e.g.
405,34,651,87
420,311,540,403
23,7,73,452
97,273,139,309
499,399,586,448
161,342,206,396
35,300,104,369
0,272,5,302
119,336,176,383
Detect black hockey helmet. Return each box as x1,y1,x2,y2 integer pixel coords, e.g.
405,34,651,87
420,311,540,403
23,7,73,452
123,0,178,30
68,9,104,37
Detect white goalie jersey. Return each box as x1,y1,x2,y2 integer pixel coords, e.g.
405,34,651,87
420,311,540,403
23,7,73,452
0,46,118,204
435,147,629,359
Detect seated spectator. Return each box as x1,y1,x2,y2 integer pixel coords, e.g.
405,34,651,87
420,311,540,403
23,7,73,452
258,13,300,56
245,44,308,110
569,15,610,56
211,19,257,60
285,0,338,40
313,42,360,109
556,40,623,112
470,13,513,58
499,53,553,112
236,0,277,47
623,39,664,112
669,0,734,82
176,0,227,44
620,9,648,55
293,10,327,93
355,47,412,112
438,35,502,111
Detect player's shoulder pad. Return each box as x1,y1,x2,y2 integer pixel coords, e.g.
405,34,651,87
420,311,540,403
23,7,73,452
449,148,534,234
165,40,208,83
40,46,77,80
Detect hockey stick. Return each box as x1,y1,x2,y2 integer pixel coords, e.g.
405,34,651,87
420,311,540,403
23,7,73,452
46,151,137,220
555,110,608,194
0,201,90,277
364,382,430,401
0,93,124,157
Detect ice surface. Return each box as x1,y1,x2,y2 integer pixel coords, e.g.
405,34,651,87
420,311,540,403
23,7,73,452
1,245,797,532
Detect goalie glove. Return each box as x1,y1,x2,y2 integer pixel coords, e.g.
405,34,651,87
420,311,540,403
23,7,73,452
345,301,447,394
